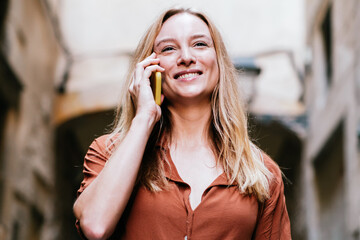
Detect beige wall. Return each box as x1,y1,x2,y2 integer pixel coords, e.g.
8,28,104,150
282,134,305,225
57,0,304,57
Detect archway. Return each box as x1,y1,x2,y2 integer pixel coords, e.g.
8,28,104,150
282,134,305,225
249,114,304,239
55,110,114,240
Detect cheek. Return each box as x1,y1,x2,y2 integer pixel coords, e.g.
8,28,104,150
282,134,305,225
210,60,220,87
158,55,176,69
207,55,219,79
210,54,219,69
200,51,218,70
158,56,175,80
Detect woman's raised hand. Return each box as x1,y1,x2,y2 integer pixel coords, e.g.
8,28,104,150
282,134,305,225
129,53,164,124
74,56,165,240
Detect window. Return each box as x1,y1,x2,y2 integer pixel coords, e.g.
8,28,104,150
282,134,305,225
313,121,345,239
321,5,333,85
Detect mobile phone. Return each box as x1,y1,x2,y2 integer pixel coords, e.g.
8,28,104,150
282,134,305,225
151,71,162,105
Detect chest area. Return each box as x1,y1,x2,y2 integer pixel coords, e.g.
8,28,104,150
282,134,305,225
169,146,223,208
124,184,259,239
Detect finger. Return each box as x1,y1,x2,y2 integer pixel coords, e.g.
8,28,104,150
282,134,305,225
137,57,160,69
134,60,160,85
134,52,163,85
143,65,165,80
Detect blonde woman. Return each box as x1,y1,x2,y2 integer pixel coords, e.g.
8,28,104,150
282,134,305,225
73,7,291,240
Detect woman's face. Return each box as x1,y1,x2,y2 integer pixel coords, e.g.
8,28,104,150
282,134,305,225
154,13,219,104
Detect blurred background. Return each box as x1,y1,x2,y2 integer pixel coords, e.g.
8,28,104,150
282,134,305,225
0,0,359,239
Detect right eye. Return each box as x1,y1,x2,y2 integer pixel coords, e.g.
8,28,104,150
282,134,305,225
161,46,175,52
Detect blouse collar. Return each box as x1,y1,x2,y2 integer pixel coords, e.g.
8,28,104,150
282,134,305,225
157,140,236,188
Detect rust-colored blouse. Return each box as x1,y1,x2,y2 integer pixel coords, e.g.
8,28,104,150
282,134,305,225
76,135,291,240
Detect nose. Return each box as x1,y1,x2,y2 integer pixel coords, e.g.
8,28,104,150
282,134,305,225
177,47,196,66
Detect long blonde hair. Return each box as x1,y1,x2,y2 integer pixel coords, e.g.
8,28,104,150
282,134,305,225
108,7,272,202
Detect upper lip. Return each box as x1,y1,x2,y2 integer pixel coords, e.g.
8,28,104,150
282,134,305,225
174,69,203,79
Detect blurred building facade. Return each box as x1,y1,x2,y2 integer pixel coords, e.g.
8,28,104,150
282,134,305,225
0,0,358,240
0,0,60,239
303,0,360,239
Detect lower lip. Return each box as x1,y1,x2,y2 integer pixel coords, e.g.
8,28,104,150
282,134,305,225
176,74,200,82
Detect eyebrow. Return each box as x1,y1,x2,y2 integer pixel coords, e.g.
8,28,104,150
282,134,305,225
154,34,212,48
155,38,176,48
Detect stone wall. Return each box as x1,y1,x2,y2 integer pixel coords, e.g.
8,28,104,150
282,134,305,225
0,0,60,239
304,0,360,239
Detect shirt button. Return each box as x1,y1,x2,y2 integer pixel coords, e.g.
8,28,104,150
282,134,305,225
184,236,188,240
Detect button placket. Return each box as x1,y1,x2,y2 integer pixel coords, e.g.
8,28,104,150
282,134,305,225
183,185,194,239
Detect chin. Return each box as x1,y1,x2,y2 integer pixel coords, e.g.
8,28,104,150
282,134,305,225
163,84,214,103
169,92,212,104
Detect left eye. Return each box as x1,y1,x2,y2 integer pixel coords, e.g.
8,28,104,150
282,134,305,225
194,42,207,47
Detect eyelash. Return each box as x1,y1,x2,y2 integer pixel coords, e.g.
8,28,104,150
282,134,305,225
194,42,208,47
161,46,175,52
160,42,208,52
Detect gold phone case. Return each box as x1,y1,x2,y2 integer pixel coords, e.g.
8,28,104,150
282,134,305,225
151,72,162,105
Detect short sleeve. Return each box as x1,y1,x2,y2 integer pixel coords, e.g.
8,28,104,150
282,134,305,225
75,134,115,239
253,154,292,240
77,134,113,196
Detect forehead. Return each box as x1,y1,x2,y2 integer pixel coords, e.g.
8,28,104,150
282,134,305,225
156,13,212,41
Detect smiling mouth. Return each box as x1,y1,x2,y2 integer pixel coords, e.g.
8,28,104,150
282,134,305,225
175,72,202,80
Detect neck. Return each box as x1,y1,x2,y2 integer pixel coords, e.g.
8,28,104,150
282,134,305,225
167,101,212,148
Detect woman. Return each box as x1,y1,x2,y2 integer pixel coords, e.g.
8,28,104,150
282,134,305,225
73,7,291,240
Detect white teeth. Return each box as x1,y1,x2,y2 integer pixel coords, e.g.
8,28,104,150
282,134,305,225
178,73,199,79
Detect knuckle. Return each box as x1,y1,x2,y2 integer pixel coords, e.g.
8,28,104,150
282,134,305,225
143,68,151,75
